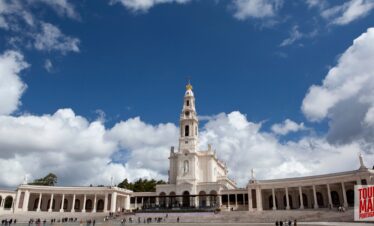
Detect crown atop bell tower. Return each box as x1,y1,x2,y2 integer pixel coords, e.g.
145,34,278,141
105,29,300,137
185,81,194,97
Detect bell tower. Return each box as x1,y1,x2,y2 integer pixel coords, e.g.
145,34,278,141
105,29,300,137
178,82,199,152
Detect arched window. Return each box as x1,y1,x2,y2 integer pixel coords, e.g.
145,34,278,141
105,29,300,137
185,125,189,137
182,191,190,208
186,100,190,106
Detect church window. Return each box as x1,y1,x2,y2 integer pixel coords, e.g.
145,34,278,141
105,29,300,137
185,125,189,136
186,100,190,106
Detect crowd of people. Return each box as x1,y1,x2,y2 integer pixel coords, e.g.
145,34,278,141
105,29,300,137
118,214,183,225
275,219,297,226
1,219,16,226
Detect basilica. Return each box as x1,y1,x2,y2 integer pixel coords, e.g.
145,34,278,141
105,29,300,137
1,83,374,215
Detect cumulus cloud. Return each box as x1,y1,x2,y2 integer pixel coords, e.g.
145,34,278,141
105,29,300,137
110,0,191,12
302,27,374,145
321,0,374,25
232,0,283,20
34,22,80,53
271,119,306,135
0,50,28,115
198,112,371,186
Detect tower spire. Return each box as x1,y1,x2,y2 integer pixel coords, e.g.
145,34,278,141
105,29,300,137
178,81,198,152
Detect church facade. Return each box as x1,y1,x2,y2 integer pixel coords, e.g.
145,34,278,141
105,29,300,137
1,83,374,215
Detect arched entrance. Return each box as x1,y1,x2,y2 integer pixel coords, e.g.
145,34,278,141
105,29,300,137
169,192,176,207
210,190,217,207
346,189,354,207
159,192,166,208
74,199,81,211
317,192,324,207
85,199,93,212
331,191,340,207
4,196,13,209
97,199,104,212
182,191,190,208
199,191,206,207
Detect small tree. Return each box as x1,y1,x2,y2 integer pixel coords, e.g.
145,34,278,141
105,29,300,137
29,173,58,186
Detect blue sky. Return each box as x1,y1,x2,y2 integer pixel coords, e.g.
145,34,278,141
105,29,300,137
1,0,374,187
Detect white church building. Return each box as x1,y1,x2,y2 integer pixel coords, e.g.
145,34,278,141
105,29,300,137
1,83,374,215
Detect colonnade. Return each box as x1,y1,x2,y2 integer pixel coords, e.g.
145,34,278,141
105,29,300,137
12,189,131,213
248,179,366,211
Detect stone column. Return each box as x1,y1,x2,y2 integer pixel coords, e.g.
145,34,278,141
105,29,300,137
341,182,348,208
286,187,291,210
218,195,222,207
235,194,238,208
206,195,210,207
22,190,30,212
110,192,117,212
60,194,65,212
242,193,245,206
104,193,108,213
48,194,54,212
298,186,304,209
141,197,144,209
248,189,253,211
227,194,230,208
71,194,76,212
272,188,276,210
256,187,263,211
37,193,42,212
155,197,159,206
125,196,130,210
93,194,97,213
312,185,318,209
82,194,86,213
327,184,332,208
15,190,22,211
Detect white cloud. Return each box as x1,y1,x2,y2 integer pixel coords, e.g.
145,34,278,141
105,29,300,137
34,22,80,53
232,0,283,20
321,0,374,25
110,0,191,12
302,27,374,144
0,50,28,115
271,119,306,135
198,112,371,186
33,0,79,19
0,1,80,54
280,25,303,47
44,59,53,72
